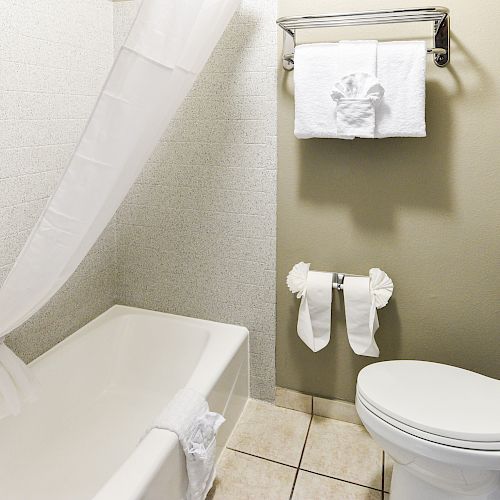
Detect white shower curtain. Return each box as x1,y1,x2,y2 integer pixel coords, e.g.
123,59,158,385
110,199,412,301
0,0,239,417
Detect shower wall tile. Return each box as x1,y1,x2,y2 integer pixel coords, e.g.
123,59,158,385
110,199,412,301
0,144,74,179
1,0,115,362
114,0,278,401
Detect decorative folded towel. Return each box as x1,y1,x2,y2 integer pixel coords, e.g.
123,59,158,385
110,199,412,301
294,40,426,139
343,268,393,357
331,73,385,138
375,41,427,137
287,262,333,352
151,388,225,500
330,40,383,139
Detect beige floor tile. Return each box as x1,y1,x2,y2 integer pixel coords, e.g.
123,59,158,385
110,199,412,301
301,416,383,490
384,453,395,492
292,471,382,500
207,449,295,500
227,399,311,466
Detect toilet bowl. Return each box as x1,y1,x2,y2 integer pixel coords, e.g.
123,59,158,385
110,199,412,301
355,360,500,500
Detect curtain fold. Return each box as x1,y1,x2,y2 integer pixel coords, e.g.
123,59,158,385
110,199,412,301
0,0,239,418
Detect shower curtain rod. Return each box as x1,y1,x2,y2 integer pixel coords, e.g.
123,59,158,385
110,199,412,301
276,6,450,70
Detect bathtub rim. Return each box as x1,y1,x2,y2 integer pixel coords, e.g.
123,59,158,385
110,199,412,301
29,304,249,377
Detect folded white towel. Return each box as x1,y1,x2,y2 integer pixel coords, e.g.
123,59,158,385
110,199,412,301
331,41,383,139
294,43,341,139
287,262,333,352
152,388,225,500
376,41,427,138
331,73,385,138
294,41,427,139
343,269,393,357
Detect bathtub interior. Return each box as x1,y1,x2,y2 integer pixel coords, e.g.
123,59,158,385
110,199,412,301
0,307,245,500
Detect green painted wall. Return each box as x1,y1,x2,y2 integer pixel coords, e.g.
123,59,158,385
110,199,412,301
277,0,500,401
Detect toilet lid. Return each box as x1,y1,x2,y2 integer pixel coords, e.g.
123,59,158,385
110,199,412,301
357,360,500,443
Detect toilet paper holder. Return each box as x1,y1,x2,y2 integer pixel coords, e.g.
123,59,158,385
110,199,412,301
287,263,394,357
287,263,393,300
332,272,345,291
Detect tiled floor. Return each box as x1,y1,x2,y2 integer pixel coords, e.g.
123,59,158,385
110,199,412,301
208,399,393,499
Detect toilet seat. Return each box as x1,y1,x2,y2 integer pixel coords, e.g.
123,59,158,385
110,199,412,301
357,360,500,451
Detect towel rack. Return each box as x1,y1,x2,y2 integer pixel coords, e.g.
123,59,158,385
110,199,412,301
276,6,450,71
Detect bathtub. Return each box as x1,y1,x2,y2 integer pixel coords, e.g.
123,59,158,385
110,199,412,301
0,305,249,500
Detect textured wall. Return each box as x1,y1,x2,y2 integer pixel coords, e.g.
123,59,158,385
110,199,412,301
0,0,116,362
0,1,277,402
113,0,278,401
277,0,500,402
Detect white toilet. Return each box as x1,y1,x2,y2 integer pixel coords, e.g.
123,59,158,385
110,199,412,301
355,360,500,500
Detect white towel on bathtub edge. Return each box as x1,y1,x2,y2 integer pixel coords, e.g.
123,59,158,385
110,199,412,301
151,388,225,500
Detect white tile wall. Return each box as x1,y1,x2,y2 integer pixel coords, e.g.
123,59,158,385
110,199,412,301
1,0,277,401
0,0,116,361
113,0,278,401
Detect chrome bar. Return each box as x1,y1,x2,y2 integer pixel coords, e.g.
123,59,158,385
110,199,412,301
277,7,449,28
277,6,450,70
332,273,345,291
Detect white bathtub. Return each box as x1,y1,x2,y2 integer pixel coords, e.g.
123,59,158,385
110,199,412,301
0,305,248,500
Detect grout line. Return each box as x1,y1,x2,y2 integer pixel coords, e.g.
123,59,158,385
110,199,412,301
289,413,314,499
300,468,384,493
382,452,385,494
226,447,295,469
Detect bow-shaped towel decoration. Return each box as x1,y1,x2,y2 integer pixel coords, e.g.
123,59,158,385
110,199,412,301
331,73,385,102
331,73,385,138
287,262,333,352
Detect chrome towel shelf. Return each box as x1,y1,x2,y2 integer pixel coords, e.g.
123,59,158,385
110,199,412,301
276,6,450,71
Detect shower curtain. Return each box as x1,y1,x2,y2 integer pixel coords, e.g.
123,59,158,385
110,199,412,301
0,0,240,418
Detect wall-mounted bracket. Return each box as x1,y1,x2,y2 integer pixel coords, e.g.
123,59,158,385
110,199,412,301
277,6,450,71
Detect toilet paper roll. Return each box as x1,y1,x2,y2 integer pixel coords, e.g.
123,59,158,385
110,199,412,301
297,270,333,352
343,276,380,357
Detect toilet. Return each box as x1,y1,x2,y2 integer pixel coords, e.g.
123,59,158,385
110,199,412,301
355,360,500,500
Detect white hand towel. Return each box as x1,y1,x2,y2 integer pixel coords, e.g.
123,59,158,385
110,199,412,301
343,269,393,357
295,41,379,139
375,41,427,138
152,388,225,500
287,262,333,352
